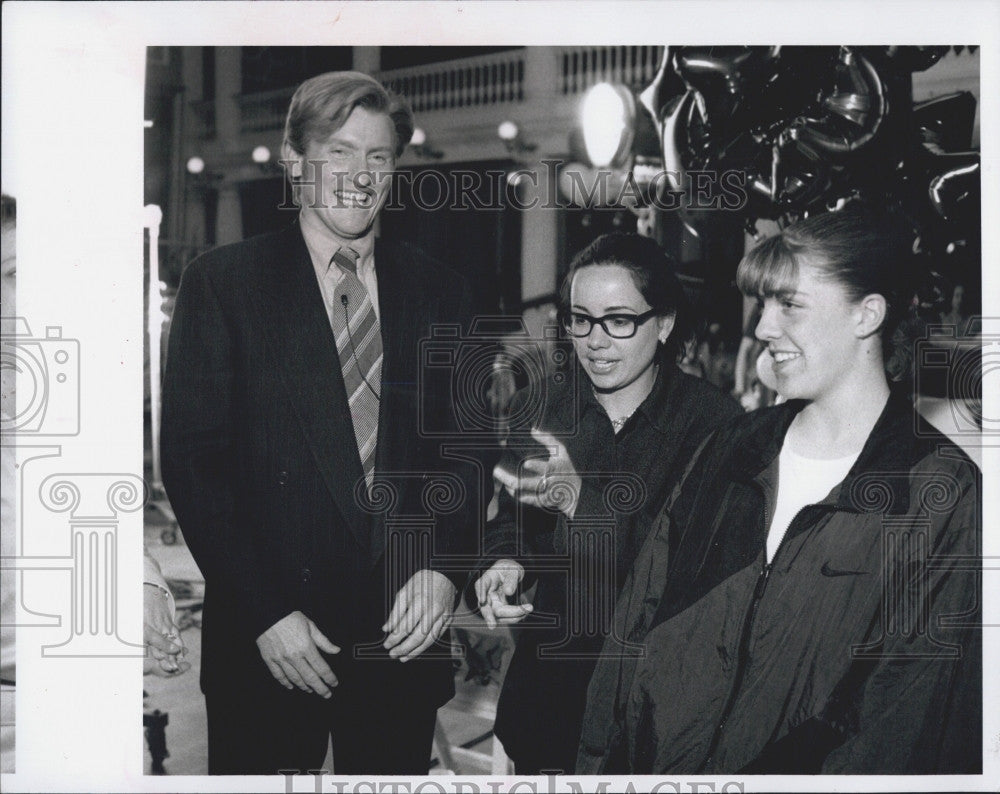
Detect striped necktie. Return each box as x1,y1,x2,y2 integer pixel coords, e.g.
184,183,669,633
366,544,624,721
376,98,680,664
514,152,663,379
329,246,382,491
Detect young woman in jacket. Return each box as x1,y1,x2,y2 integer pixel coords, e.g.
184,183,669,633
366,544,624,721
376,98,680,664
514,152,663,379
577,203,981,775
473,233,741,774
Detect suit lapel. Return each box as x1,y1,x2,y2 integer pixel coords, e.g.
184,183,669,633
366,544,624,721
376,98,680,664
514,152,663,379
370,240,428,565
372,240,401,566
374,238,407,461
254,223,372,553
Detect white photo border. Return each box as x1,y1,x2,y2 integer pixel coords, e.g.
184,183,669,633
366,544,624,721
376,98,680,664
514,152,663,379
2,1,997,791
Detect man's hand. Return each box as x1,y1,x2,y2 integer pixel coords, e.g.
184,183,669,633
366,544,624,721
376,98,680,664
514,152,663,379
256,611,340,697
383,570,456,662
473,559,532,629
143,583,190,677
494,428,582,519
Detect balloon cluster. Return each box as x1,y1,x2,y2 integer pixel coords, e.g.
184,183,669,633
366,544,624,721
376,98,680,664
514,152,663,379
640,45,980,287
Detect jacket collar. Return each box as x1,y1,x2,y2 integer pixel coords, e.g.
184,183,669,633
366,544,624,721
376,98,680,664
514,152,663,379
578,362,678,435
734,390,936,515
830,390,939,514
728,399,803,483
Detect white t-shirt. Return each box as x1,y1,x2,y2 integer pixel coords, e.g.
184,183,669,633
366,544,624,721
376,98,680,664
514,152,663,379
766,441,860,563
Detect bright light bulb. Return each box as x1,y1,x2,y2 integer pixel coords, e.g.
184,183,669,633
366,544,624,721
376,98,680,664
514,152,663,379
186,156,205,175
252,145,271,164
142,204,163,228
410,127,427,147
498,120,519,142
581,83,629,168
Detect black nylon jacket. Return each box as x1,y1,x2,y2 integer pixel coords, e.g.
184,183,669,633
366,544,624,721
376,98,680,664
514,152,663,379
577,393,982,774
486,364,740,772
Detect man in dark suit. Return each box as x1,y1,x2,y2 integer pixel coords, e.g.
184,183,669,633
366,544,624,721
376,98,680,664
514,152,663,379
161,71,480,775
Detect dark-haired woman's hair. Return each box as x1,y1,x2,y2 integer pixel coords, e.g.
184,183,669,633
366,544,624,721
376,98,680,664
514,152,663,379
559,232,693,364
736,202,915,381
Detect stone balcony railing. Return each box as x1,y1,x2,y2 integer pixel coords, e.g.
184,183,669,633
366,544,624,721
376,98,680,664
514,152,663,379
557,45,663,95
380,49,527,113
216,46,665,137
192,44,979,149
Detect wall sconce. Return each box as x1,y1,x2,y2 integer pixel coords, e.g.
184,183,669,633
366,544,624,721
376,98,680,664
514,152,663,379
184,155,223,190
409,127,443,159
251,144,285,175
498,121,537,157
188,148,283,182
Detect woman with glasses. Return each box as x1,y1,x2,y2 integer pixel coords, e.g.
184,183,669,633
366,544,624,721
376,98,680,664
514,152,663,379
473,233,740,774
577,204,981,774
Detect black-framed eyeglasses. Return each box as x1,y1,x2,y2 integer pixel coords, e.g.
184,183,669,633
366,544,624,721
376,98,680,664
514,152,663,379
561,309,658,339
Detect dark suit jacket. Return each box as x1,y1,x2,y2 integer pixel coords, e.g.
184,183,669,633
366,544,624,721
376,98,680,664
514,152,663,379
161,221,482,705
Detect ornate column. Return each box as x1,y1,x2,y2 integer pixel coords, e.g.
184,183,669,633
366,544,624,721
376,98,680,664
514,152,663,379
38,474,146,657
352,47,381,75
848,470,974,659
214,47,243,245
523,46,559,104
214,185,243,246
519,161,560,303
354,472,467,659
518,472,648,660
515,48,562,305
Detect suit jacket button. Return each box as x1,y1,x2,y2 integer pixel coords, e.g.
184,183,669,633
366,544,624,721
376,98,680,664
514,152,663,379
301,567,312,583
278,471,289,486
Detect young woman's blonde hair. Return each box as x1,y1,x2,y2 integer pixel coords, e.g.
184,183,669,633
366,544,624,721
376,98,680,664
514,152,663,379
737,203,914,381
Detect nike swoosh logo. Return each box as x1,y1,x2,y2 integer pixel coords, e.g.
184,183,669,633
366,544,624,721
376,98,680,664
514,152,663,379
820,562,870,577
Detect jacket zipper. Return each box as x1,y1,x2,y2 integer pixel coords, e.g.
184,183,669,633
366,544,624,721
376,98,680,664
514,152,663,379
698,557,773,771
697,484,778,772
698,495,835,772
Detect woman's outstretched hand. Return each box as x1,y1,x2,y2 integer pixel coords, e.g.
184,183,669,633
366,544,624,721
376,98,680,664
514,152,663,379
474,559,532,629
493,428,582,519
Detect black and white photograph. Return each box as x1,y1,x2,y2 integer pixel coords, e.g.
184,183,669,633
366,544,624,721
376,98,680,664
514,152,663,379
1,2,997,792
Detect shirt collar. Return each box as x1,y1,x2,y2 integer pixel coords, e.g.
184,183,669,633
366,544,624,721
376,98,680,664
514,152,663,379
580,362,675,433
298,211,375,276
739,390,950,515
636,363,677,433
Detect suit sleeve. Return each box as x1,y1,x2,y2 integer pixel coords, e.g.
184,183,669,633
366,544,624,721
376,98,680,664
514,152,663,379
423,271,498,595
160,260,295,640
819,468,982,773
